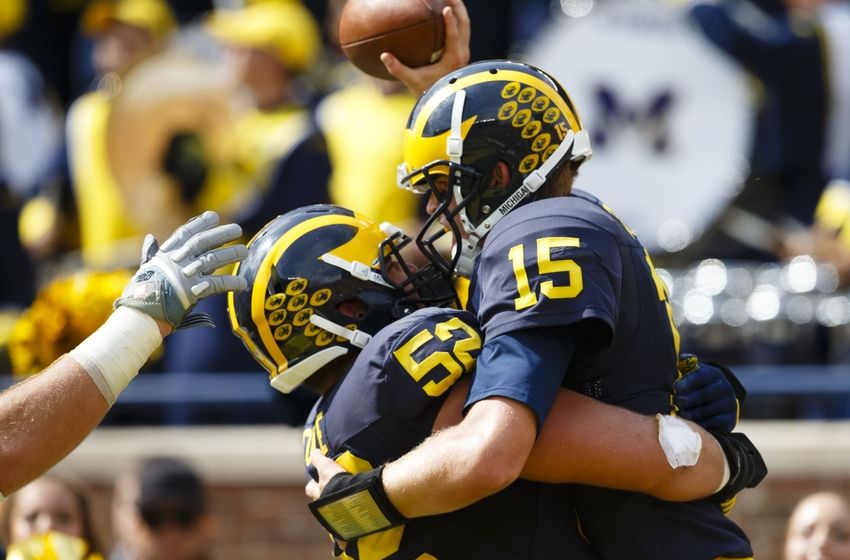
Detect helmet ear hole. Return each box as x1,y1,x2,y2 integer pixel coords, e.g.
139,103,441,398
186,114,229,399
491,161,511,188
337,299,368,320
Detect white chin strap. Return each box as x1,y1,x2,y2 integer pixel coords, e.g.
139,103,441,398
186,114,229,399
270,346,349,394
321,253,394,289
435,88,594,278
271,252,392,394
269,312,374,394
309,314,372,349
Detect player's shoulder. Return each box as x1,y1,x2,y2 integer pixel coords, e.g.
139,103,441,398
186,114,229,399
483,190,633,256
362,307,479,361
500,190,623,233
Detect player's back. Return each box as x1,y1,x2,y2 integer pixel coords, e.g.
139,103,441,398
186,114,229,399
468,191,753,559
303,307,600,560
470,190,679,414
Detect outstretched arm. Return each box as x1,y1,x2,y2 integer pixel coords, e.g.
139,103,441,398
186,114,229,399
0,211,247,497
0,357,111,496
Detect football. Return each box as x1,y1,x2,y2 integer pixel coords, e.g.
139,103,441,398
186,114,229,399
338,0,446,81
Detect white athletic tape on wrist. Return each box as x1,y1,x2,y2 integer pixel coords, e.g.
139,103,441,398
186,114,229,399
657,414,702,468
716,446,732,493
69,307,162,406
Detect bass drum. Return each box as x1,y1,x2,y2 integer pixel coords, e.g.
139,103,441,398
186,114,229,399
523,0,753,260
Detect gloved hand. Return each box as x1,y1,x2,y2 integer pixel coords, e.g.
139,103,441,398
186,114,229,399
674,354,746,432
115,211,248,331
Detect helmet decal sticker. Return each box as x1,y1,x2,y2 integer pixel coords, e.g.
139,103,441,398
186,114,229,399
286,278,307,295
501,82,520,98
518,86,537,104
522,120,542,139
498,101,518,120
273,324,292,341
511,109,532,128
532,95,551,112
292,307,313,326
519,154,540,172
287,292,309,312
543,107,561,123
269,309,287,326
532,133,552,152
265,293,285,310
310,289,332,306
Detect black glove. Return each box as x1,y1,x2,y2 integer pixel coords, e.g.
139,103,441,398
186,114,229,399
710,430,768,512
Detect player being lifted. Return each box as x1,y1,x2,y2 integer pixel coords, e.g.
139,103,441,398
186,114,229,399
230,205,764,559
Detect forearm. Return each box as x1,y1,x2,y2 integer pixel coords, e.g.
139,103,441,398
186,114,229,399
521,390,724,500
0,355,109,495
384,397,536,518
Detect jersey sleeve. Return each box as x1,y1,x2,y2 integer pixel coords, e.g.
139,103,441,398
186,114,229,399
475,213,622,344
382,309,482,422
465,325,576,428
319,308,482,467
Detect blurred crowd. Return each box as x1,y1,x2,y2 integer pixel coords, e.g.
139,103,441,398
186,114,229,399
0,0,849,423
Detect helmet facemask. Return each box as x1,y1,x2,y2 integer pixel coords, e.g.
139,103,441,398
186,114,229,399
377,220,460,310
398,60,593,279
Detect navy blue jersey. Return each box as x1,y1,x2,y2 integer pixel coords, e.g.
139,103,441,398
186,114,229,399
466,190,753,558
468,189,679,417
303,307,600,560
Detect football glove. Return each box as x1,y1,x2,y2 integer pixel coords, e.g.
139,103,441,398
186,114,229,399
674,355,746,432
115,211,248,330
308,466,407,542
710,430,768,513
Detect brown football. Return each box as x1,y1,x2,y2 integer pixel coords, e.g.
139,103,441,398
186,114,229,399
338,0,446,81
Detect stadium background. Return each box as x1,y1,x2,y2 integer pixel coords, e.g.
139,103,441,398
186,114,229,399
1,0,849,557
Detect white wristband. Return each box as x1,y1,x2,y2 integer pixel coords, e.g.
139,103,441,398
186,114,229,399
657,414,702,468
69,306,163,406
716,445,732,493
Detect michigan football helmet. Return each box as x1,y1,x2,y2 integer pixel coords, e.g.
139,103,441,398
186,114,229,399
228,205,454,393
398,60,593,277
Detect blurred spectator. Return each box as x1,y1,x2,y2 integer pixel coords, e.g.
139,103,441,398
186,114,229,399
684,0,844,261
0,473,105,559
0,4,63,370
110,457,213,560
316,76,423,231
784,491,850,560
203,0,330,238
66,0,176,269
156,0,332,403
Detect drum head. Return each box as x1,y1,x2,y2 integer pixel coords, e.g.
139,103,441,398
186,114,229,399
523,0,753,255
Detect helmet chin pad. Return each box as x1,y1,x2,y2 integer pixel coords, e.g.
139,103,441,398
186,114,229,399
271,347,349,393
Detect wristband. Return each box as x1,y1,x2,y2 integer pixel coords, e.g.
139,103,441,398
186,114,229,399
710,431,768,504
308,465,407,541
69,306,162,405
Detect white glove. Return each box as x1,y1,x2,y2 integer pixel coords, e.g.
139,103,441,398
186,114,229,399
115,211,248,330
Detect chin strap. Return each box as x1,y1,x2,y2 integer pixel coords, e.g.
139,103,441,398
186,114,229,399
309,314,372,349
321,253,394,289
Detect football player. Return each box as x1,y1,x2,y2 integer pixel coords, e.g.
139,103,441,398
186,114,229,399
231,205,759,559
308,61,767,559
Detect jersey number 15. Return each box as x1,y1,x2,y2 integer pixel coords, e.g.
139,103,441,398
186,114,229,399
508,236,583,311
